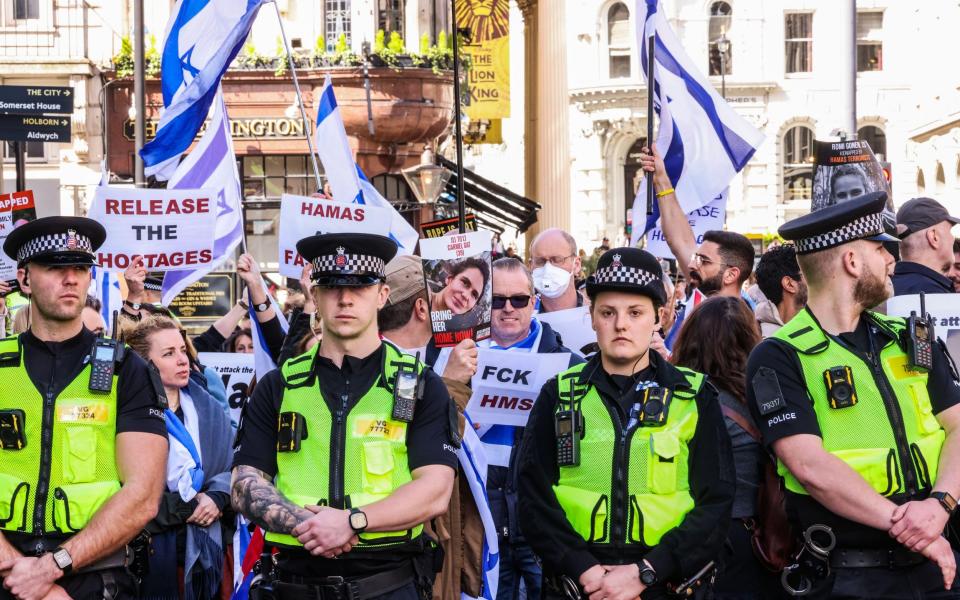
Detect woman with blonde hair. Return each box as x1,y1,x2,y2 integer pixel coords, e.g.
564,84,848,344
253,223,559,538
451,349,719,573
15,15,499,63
124,315,233,600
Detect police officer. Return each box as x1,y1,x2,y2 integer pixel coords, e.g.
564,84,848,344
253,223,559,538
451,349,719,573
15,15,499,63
517,247,734,600
231,233,458,600
747,192,960,599
0,217,168,600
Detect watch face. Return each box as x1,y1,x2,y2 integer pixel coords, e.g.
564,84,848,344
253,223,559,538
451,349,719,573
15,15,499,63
640,569,656,585
350,511,367,530
54,549,71,569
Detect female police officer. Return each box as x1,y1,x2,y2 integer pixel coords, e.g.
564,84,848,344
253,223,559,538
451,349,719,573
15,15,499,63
517,247,734,600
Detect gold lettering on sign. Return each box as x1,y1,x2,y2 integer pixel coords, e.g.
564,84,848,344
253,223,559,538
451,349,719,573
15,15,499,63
124,117,308,141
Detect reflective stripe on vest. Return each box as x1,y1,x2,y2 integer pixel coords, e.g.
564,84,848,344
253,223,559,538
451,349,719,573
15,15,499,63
0,336,121,535
553,363,704,548
771,309,943,497
265,342,423,548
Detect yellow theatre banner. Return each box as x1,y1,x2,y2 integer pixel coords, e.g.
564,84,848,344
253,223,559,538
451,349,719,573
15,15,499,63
457,0,510,119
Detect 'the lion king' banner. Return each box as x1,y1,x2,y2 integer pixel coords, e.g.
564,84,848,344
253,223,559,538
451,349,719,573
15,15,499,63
458,0,510,119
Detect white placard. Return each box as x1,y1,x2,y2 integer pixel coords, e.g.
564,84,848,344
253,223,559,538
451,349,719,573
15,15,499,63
536,306,595,357
885,294,960,364
466,350,571,427
645,190,727,260
0,190,36,281
198,351,256,428
277,194,392,278
87,186,216,272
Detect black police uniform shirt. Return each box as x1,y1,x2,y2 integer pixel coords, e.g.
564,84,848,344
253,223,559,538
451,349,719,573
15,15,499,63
517,350,735,585
747,314,960,548
5,327,167,553
232,342,459,577
892,261,955,296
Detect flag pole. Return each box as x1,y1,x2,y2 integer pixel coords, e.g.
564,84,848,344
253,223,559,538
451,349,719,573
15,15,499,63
273,1,323,193
646,33,655,215
450,0,467,233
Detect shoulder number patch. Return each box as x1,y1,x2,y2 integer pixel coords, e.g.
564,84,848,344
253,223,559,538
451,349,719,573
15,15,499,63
752,367,787,416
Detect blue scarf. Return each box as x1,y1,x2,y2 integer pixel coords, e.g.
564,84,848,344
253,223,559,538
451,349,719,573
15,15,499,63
489,318,541,351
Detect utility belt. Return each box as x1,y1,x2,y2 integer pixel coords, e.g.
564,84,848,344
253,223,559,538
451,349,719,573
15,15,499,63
15,537,137,575
830,547,925,570
269,564,417,600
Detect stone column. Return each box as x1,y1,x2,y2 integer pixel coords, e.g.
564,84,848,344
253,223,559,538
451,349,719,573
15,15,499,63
527,0,570,239
517,0,538,231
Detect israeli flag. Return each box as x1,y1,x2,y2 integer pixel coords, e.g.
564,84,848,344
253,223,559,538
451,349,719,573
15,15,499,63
89,266,122,333
140,0,264,181
314,76,420,255
636,0,764,233
459,415,499,600
248,283,288,379
162,88,245,306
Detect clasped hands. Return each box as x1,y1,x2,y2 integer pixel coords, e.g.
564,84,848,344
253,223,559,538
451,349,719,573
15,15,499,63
888,497,955,589
291,505,359,559
579,563,645,600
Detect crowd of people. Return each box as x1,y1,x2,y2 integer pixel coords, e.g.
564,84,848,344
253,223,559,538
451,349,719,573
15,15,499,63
0,145,959,600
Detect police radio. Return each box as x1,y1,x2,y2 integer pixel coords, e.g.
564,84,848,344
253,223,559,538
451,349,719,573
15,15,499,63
907,292,935,372
88,311,123,393
555,409,583,467
392,353,424,423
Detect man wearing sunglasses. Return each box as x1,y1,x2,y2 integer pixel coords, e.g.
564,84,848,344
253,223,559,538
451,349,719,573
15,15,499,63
483,257,584,600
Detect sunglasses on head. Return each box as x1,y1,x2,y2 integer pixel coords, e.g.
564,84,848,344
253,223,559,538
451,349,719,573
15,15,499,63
491,294,531,309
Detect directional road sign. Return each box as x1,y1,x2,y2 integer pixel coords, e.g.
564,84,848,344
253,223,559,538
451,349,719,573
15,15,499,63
0,85,74,116
0,114,71,143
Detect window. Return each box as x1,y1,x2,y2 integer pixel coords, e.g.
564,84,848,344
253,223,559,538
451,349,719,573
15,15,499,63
857,125,886,160
606,3,631,79
3,141,45,162
785,13,813,73
708,2,732,76
240,155,318,201
916,170,926,194
936,163,946,193
782,125,814,201
13,0,39,20
857,11,883,72
378,0,404,37
325,0,352,53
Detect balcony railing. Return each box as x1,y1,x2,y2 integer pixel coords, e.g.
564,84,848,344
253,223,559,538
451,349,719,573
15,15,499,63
0,0,121,62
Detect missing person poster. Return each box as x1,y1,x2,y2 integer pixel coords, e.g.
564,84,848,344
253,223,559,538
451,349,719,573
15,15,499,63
87,187,216,271
812,139,892,212
886,295,960,366
277,194,392,278
420,230,492,347
0,190,37,281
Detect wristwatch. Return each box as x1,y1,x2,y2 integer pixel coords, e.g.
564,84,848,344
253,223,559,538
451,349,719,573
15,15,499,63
123,299,141,310
931,491,958,515
639,560,657,586
51,546,73,575
349,508,368,533
252,301,269,313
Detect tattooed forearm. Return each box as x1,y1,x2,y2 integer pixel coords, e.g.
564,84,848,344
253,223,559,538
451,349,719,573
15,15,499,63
231,465,314,534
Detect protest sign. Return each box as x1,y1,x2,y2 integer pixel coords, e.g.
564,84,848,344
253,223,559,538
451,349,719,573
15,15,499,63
277,194,392,278
0,190,37,281
86,186,216,272
421,230,493,347
812,139,892,212
198,351,255,427
885,295,960,365
466,350,570,427
644,190,726,260
420,214,477,239
536,306,596,357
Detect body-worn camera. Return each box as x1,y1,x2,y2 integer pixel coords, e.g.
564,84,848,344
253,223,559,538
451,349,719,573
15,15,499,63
555,409,583,467
639,387,671,426
823,366,857,409
277,411,307,452
0,409,26,450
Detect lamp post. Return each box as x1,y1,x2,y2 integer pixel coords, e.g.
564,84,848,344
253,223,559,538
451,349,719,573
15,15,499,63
402,148,452,204
717,32,730,100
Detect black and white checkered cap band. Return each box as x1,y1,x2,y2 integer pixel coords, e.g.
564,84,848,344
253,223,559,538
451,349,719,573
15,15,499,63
16,232,93,263
795,212,885,254
592,264,659,287
312,253,386,277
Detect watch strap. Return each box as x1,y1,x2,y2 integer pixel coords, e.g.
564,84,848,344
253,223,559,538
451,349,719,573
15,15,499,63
932,491,958,514
123,299,141,310
253,301,270,313
639,559,657,585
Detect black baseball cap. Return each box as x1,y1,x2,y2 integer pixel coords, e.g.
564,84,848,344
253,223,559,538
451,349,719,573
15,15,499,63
896,197,960,239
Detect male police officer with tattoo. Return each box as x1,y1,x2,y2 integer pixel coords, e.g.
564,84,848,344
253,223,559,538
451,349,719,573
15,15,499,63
747,192,960,598
0,217,168,600
231,233,458,600
518,248,734,600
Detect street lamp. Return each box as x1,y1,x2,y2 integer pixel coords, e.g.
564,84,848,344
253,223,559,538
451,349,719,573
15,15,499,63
717,31,730,99
402,148,451,204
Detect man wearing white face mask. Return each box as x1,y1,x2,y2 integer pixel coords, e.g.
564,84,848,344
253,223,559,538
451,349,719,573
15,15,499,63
529,228,585,313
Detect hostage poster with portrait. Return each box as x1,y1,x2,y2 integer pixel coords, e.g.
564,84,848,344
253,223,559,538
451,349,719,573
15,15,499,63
811,139,893,212
420,230,492,348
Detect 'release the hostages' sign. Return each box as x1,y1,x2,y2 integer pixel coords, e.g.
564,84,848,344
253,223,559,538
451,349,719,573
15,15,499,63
87,187,216,271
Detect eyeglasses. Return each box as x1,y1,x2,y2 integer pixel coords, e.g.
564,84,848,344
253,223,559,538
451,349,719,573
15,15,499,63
690,253,729,269
531,255,575,268
491,294,532,310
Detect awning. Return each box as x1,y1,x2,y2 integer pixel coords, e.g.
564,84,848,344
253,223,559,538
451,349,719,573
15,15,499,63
438,156,540,233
